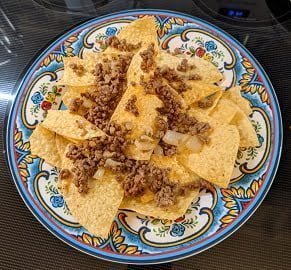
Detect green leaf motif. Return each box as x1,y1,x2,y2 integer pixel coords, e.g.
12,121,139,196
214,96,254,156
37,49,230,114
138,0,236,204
153,225,170,237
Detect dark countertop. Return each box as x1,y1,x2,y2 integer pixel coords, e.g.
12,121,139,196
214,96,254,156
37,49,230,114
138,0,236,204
0,1,290,269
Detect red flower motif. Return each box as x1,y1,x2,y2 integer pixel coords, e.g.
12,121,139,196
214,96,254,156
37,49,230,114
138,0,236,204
174,215,185,223
41,100,52,110
195,47,206,57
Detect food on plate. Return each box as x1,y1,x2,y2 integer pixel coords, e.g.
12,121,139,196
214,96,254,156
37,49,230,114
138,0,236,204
29,16,259,238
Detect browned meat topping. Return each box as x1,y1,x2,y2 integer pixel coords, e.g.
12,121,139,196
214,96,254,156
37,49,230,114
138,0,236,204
198,96,214,108
130,81,137,86
68,98,83,113
125,95,139,116
83,54,133,130
159,141,177,156
189,74,202,80
177,59,188,72
140,43,155,72
60,169,70,179
155,185,175,207
171,48,182,56
155,116,168,139
105,36,142,52
178,179,212,196
158,65,182,83
69,63,85,76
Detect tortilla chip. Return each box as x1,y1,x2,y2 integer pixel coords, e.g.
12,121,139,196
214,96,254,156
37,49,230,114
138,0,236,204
179,111,240,188
111,84,162,160
157,51,223,84
58,143,123,238
41,110,104,140
30,125,62,168
231,110,259,148
210,96,238,123
58,56,96,86
105,16,158,55
61,172,123,238
58,52,124,86
62,85,96,108
224,86,252,116
55,134,71,160
120,189,199,220
190,89,223,114
182,81,221,106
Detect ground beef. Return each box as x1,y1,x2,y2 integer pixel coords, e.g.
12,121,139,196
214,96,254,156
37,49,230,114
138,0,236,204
155,185,175,207
198,96,214,108
105,36,141,52
171,48,182,56
177,179,213,197
60,169,70,179
69,63,85,76
189,74,202,80
83,54,133,130
123,173,147,197
177,59,188,72
125,95,139,116
68,98,83,113
197,134,210,144
155,116,168,139
159,141,177,156
158,65,182,83
140,43,155,72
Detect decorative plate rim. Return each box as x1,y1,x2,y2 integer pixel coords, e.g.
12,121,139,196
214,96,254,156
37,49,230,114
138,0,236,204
5,9,283,264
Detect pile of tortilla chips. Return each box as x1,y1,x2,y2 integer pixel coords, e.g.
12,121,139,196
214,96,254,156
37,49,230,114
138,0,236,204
30,17,259,238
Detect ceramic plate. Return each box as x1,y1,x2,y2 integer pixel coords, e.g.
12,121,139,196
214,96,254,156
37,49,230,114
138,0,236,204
6,10,282,264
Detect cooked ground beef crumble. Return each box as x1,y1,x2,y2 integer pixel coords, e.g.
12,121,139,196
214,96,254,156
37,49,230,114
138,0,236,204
125,95,139,116
105,36,142,52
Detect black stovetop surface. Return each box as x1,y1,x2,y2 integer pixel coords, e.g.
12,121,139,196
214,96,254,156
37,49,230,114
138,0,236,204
0,0,290,269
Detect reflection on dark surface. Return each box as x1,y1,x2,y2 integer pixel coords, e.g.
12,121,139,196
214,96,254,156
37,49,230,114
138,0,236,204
0,0,290,269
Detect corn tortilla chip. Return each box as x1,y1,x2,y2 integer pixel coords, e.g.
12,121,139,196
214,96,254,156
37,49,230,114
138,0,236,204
41,110,104,140
58,52,126,86
190,89,223,114
62,85,96,108
157,51,223,84
62,172,123,238
210,96,238,124
182,81,221,107
224,86,252,116
179,111,240,188
120,189,199,220
105,16,158,55
231,110,259,148
30,125,62,168
111,84,162,160
58,143,124,238
55,135,72,190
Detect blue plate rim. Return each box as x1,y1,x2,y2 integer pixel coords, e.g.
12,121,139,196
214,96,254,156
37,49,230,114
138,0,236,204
5,9,283,264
